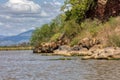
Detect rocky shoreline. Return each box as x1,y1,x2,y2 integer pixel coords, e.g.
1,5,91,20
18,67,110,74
82,47,120,60
53,47,120,60
31,0,120,60
33,37,120,60
34,46,120,60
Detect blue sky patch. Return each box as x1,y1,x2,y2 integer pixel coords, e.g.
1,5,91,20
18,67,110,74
0,0,64,36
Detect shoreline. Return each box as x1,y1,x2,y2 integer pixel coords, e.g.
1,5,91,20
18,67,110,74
0,46,33,51
34,46,120,60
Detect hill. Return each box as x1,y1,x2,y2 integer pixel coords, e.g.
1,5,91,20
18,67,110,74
0,30,34,46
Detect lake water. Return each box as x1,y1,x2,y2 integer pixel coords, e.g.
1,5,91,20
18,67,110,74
0,50,120,80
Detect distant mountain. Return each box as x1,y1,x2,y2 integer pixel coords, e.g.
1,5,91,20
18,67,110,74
0,30,34,46
0,35,6,38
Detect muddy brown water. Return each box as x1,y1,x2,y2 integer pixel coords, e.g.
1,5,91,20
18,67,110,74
0,50,120,80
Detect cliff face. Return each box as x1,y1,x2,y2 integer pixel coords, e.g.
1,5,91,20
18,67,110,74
104,0,120,19
88,0,120,20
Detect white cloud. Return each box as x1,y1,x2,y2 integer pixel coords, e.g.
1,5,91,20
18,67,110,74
43,1,47,4
4,0,41,13
21,28,27,32
6,24,12,28
43,0,62,6
0,14,11,19
0,0,64,36
0,22,4,26
40,10,48,17
53,0,62,6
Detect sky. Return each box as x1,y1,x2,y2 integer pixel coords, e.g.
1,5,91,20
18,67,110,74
0,0,64,36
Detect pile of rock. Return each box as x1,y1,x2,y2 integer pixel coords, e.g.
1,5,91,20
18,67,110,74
33,39,69,53
53,37,120,60
33,37,101,53
82,47,120,60
33,37,120,60
33,42,59,53
53,46,120,60
78,38,101,50
53,49,91,56
53,38,101,56
33,33,70,53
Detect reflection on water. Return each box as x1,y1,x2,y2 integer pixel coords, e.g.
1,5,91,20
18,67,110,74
0,50,120,80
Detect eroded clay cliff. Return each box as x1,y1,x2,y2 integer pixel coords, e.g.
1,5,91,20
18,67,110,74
88,0,120,20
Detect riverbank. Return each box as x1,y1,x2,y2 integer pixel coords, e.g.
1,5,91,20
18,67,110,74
31,0,120,60
0,46,33,51
53,47,120,60
33,45,120,60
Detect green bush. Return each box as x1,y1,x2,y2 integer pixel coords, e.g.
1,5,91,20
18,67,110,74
30,24,54,45
80,19,102,37
70,37,80,46
108,17,118,28
50,33,62,42
64,20,82,39
30,14,66,46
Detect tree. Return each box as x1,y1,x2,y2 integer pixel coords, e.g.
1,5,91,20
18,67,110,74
30,24,53,46
30,14,66,46
62,0,95,23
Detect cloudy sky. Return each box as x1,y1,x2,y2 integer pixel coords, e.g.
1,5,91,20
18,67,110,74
0,0,64,36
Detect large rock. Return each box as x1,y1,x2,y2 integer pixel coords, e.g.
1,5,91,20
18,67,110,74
82,47,120,60
58,45,71,51
71,45,81,51
53,50,71,56
78,38,101,50
33,39,70,53
33,42,59,53
33,32,70,53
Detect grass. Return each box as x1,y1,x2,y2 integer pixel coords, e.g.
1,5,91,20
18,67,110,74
109,34,120,47
0,46,33,51
70,37,80,46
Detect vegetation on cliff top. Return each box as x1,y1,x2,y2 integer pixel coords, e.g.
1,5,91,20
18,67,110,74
30,0,120,47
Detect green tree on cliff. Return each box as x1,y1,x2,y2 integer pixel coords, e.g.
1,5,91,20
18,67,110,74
62,0,95,23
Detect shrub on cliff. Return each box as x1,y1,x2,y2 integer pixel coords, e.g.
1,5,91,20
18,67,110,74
30,14,66,46
109,34,120,47
50,33,62,42
64,20,82,39
30,24,53,45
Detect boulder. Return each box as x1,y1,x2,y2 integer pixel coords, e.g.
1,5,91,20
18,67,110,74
71,51,91,56
82,47,120,60
58,45,71,51
71,45,81,51
78,38,101,50
53,50,71,56
33,42,59,53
